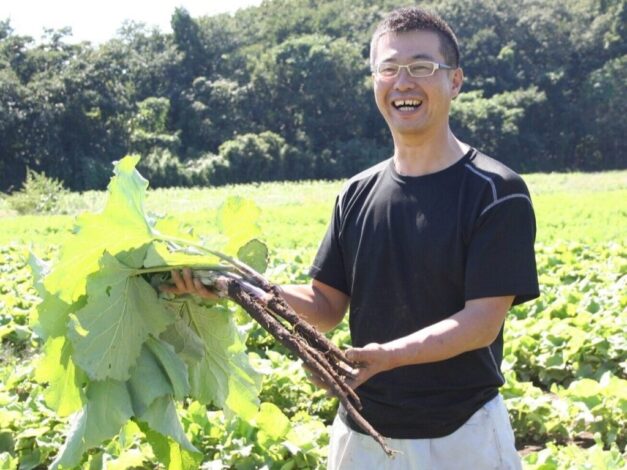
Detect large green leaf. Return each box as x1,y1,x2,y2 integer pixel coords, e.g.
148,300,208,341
143,242,221,269
44,156,155,303
254,402,291,440
0,452,18,469
143,426,202,470
32,291,82,340
29,251,82,339
187,302,261,421
34,336,85,417
138,395,197,453
50,380,134,469
127,345,173,417
69,252,174,381
216,197,261,255
237,238,269,274
159,305,206,365
115,243,150,270
146,336,190,400
28,251,49,297
104,450,146,470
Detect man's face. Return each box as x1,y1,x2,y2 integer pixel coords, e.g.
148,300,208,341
372,30,462,140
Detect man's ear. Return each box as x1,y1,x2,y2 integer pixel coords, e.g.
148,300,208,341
451,67,464,99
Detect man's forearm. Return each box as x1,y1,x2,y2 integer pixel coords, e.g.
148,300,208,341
278,284,347,333
382,296,513,369
345,296,514,388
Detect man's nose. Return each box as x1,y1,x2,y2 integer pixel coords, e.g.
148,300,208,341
394,68,417,90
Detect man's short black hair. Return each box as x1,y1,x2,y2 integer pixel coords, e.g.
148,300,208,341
370,6,460,69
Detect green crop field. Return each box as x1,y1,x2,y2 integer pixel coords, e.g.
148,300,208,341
1,170,626,469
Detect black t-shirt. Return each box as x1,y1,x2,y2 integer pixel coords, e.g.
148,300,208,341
309,148,539,439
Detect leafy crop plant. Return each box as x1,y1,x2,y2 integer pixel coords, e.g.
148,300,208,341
30,155,394,468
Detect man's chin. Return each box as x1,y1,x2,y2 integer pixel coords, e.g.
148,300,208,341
389,121,428,136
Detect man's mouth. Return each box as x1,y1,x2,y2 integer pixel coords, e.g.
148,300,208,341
392,99,423,111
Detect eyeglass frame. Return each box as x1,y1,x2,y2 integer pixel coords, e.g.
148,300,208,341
371,60,454,79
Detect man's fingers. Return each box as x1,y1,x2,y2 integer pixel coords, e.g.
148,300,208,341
346,345,380,369
306,372,333,396
162,269,215,298
171,270,186,291
303,366,331,391
307,372,325,388
182,268,195,290
159,283,177,293
193,277,219,299
345,348,367,367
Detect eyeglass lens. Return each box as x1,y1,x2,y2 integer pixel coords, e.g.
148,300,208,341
377,62,436,77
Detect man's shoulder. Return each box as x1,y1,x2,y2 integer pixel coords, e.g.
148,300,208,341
345,158,390,188
464,149,530,198
338,159,390,199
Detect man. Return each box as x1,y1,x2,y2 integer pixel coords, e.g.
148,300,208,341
165,6,539,469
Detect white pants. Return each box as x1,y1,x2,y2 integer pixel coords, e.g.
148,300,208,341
327,395,522,470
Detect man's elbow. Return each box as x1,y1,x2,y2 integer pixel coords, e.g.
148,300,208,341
465,296,514,349
310,281,348,333
316,311,345,334
473,320,505,349
476,330,500,349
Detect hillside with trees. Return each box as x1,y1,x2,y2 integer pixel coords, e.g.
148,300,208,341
0,0,625,191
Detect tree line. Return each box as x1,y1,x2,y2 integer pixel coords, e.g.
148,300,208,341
0,0,625,191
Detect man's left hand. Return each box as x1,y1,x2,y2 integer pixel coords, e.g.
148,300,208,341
345,343,393,389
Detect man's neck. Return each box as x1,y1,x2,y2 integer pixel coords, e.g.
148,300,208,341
392,129,468,177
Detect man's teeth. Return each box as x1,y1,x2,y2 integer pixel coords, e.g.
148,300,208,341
393,99,423,110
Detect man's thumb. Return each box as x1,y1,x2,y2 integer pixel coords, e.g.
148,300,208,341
345,347,362,363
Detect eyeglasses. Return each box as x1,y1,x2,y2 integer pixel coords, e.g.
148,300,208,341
372,60,453,79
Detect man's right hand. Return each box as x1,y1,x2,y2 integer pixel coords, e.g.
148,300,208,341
304,365,333,394
159,268,220,300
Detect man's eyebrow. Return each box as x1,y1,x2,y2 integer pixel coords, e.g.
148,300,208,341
411,53,437,61
379,53,437,63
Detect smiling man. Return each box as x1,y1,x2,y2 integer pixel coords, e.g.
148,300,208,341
165,6,540,469
303,6,539,470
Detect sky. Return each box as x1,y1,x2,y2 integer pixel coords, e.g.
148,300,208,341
0,0,264,44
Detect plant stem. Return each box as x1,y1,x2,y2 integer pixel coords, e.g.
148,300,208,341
134,265,230,275
225,278,396,457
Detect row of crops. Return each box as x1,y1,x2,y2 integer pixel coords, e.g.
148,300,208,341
1,178,626,469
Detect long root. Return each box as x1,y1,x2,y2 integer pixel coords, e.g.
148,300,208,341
198,271,397,457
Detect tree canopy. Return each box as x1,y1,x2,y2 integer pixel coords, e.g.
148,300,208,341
0,0,625,190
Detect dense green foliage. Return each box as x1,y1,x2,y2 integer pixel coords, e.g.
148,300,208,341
29,157,292,468
1,0,625,191
1,171,625,468
5,170,69,215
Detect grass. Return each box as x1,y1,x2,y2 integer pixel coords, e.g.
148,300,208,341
0,170,625,469
534,190,626,244
0,171,625,248
524,170,627,194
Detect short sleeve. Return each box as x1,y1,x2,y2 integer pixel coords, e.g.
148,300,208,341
308,197,350,295
465,196,539,306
